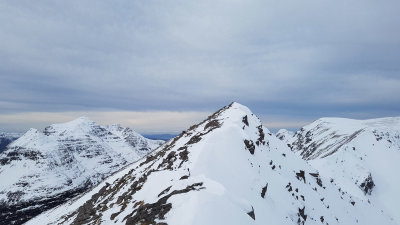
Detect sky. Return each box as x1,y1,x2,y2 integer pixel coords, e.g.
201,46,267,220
0,0,399,134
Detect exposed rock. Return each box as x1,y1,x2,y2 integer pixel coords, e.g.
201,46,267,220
242,115,249,126
359,174,375,195
247,206,256,220
256,125,266,146
244,139,255,155
125,183,204,225
309,172,323,187
296,170,306,183
297,207,307,224
261,183,268,198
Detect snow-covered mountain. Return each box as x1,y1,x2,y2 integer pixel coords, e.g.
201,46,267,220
0,117,163,225
288,117,400,224
26,103,395,225
0,132,21,153
276,129,295,143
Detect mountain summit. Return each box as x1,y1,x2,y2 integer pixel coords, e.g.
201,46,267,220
27,103,395,225
0,118,163,225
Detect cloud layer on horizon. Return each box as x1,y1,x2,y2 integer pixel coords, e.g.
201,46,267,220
0,109,315,133
1,0,399,132
0,111,210,133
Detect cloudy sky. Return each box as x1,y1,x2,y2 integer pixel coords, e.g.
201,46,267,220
1,0,399,133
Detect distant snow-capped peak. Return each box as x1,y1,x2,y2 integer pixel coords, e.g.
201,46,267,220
276,128,295,142
0,117,164,225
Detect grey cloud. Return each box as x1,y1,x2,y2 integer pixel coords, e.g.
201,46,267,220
0,0,399,129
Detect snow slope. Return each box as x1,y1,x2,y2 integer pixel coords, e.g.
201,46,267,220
290,117,400,224
26,103,395,225
0,117,163,225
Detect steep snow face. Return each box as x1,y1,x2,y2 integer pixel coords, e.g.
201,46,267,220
0,132,21,153
27,103,394,225
290,117,400,223
0,118,163,225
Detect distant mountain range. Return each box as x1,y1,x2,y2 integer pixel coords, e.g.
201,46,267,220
0,132,22,153
0,118,164,225
23,103,399,225
143,133,178,141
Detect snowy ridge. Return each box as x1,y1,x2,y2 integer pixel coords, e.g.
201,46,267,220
26,103,395,225
0,117,163,225
291,117,400,160
289,117,400,224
